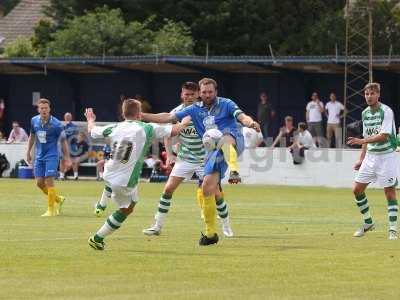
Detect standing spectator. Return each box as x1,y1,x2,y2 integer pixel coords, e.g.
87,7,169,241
289,122,315,164
7,121,28,143
306,92,325,147
59,112,78,179
270,116,296,148
63,112,78,139
63,132,89,180
0,99,5,133
325,92,345,148
257,92,275,145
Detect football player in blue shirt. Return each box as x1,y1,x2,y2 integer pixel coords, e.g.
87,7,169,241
142,78,260,245
26,98,71,216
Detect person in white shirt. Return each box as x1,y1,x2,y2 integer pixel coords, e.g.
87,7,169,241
289,122,315,164
325,92,345,148
306,92,325,147
7,121,28,143
243,126,263,148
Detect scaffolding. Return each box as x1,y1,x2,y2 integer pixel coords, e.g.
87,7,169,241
343,0,373,141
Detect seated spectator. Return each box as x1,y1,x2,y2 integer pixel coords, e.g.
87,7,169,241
96,144,111,181
270,116,296,148
0,130,6,142
60,132,89,180
7,121,28,143
289,122,315,165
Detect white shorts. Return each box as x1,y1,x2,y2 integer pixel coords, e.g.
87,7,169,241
105,181,139,208
169,160,204,180
355,152,398,187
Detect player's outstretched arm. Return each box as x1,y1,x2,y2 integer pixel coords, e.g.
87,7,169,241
170,116,191,137
142,112,177,124
84,108,96,133
237,113,261,132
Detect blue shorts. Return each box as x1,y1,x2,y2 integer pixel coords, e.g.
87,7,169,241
34,159,59,178
204,150,228,181
203,134,244,181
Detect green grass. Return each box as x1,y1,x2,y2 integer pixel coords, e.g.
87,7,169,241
0,178,399,299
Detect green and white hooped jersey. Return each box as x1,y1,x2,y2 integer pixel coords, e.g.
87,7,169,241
362,103,397,154
171,104,205,164
91,121,172,187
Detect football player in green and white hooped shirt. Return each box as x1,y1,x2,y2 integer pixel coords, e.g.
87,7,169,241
85,100,189,250
347,82,399,240
143,82,234,237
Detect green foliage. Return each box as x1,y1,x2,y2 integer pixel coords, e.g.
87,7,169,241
1,0,20,15
153,20,194,55
3,36,36,57
31,19,57,57
48,7,127,56
37,0,400,56
39,7,194,56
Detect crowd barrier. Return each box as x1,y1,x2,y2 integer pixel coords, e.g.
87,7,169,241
0,143,397,188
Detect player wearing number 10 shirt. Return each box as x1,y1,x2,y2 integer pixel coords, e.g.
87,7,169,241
85,99,189,251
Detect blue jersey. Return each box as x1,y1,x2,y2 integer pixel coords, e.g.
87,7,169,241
174,97,244,142
30,115,64,160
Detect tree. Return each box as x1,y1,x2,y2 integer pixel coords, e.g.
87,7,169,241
40,0,400,56
48,7,129,56
1,0,20,15
41,7,194,56
3,36,36,57
153,20,194,55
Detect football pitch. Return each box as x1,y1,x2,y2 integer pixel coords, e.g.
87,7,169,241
0,178,399,300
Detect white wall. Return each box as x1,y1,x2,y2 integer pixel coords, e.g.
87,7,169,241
0,142,27,177
224,148,398,188
0,143,397,188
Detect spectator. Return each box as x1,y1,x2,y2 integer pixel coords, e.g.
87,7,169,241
325,92,345,148
0,130,6,142
306,92,325,147
63,112,78,139
271,116,296,148
60,132,89,180
7,121,28,143
289,122,315,165
59,112,78,179
257,92,275,145
243,127,264,148
0,99,5,133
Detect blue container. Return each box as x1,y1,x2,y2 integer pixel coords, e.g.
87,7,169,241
18,166,34,179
